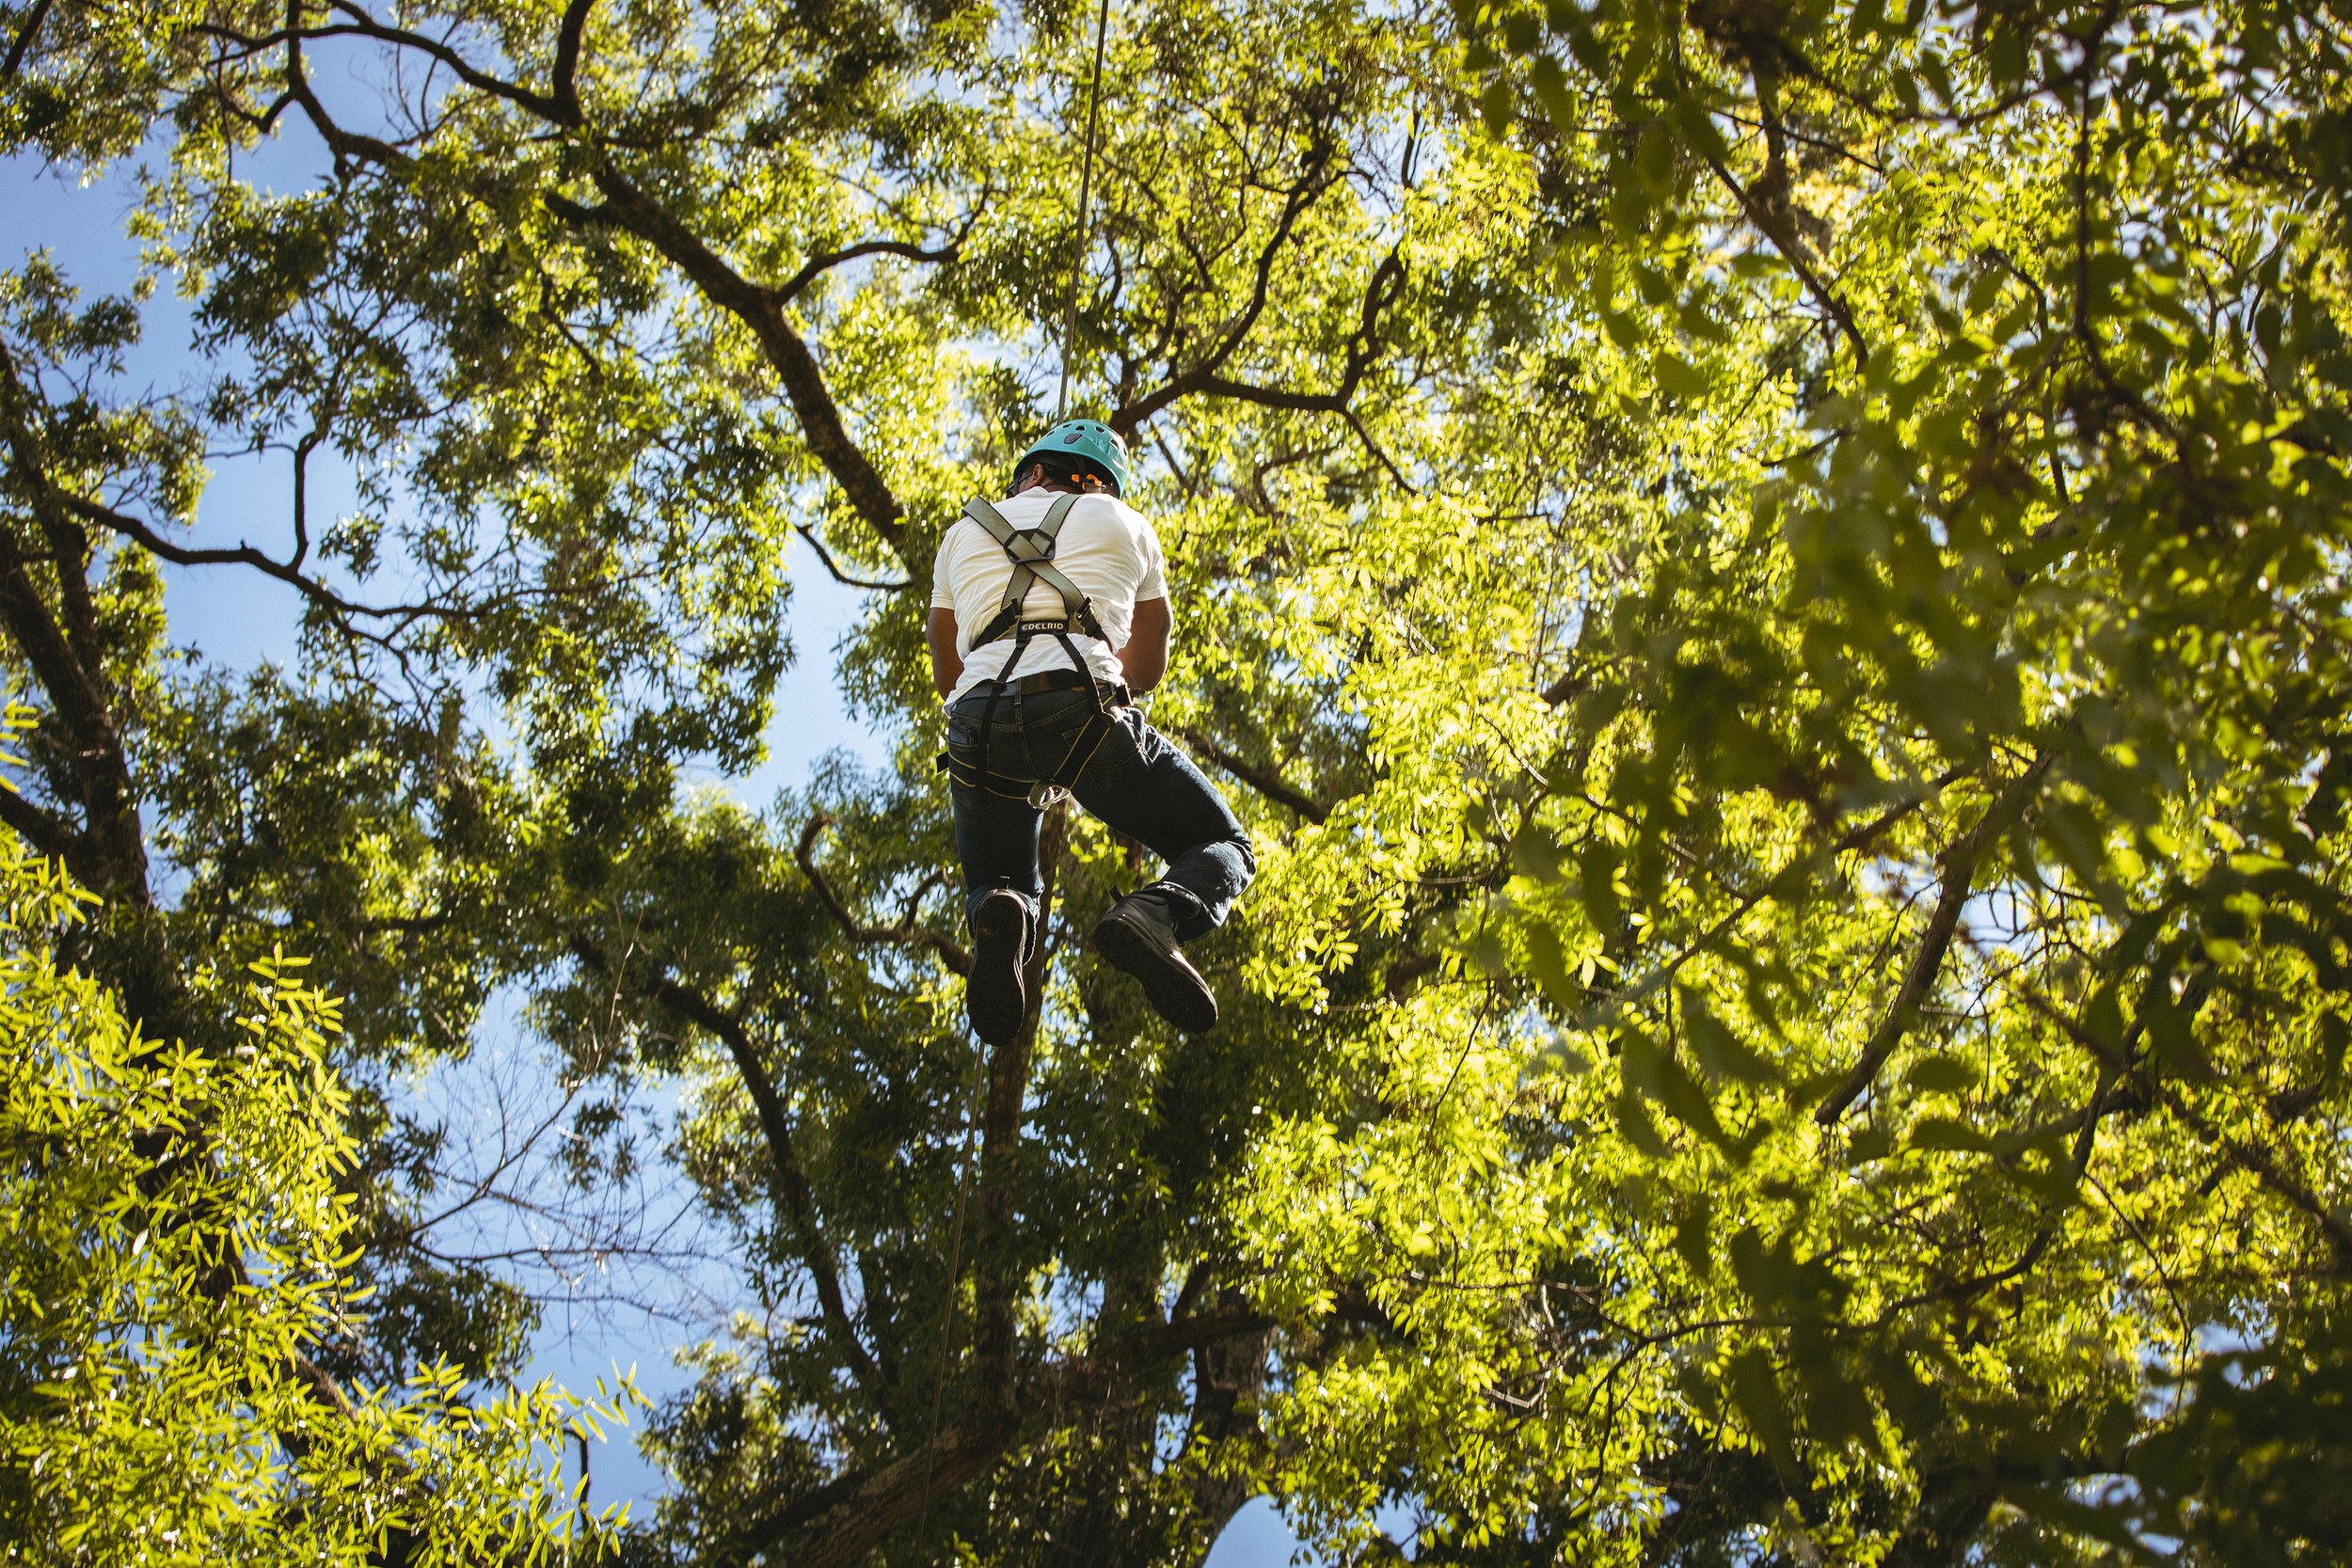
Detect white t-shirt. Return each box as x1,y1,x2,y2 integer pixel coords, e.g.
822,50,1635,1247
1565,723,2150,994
930,491,1168,705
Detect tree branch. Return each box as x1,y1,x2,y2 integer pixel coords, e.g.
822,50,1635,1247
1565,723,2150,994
969,803,1065,1430
275,18,417,176
1175,725,1327,824
760,1310,1275,1562
227,3,569,121
752,1416,1011,1568
52,475,460,635
548,173,909,556
1816,748,2055,1124
2,0,52,80
1115,148,1343,429
1119,229,1403,435
2014,980,2352,1272
550,0,594,124
569,936,888,1395
1694,145,1867,370
776,232,968,307
742,1273,1270,1561
0,785,80,873
794,524,911,592
795,815,970,974
0,358,151,903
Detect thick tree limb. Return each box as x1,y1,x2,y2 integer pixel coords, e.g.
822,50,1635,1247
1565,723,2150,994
1816,749,2055,1125
0,787,81,873
1041,1303,1278,1409
757,1416,1012,1568
1540,667,1590,705
1386,950,1444,999
759,1305,1273,1562
2,0,52,77
549,0,594,124
0,377,151,905
548,174,909,556
795,815,970,974
1175,725,1327,824
771,813,1098,1565
569,937,887,1395
969,804,1067,1430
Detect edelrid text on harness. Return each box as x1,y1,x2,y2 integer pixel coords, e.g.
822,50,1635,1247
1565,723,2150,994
940,494,1127,804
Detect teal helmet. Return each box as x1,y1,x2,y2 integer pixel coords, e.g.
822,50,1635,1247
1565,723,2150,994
1013,419,1132,499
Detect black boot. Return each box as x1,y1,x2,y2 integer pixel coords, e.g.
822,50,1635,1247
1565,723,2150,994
1092,891,1217,1032
967,890,1031,1045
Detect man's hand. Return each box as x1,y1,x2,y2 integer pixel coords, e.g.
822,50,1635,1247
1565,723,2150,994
928,608,964,699
1122,597,1171,693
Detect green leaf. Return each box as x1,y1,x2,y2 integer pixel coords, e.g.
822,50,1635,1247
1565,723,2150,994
1684,995,1781,1085
1623,1032,1730,1148
1531,55,1577,129
1728,1348,1801,1474
1902,1055,1975,1095
1909,1116,1995,1153
1614,1088,1674,1158
1654,351,1711,400
1512,825,1568,882
1675,1197,1714,1276
1481,81,1514,138
1636,126,1675,197
1524,920,1580,1006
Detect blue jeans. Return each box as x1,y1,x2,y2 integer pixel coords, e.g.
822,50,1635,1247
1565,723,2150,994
946,687,1255,942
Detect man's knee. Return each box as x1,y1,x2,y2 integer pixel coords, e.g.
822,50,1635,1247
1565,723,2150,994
1221,828,1258,888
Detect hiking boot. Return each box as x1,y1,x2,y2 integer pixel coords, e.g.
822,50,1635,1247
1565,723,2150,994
1092,891,1217,1033
967,890,1031,1045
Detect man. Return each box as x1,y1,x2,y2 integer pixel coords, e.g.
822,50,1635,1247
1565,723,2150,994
929,420,1254,1046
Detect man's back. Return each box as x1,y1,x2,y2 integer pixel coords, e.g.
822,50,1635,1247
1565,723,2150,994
930,491,1167,703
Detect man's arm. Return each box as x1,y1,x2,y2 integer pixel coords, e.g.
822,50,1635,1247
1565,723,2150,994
928,608,963,699
1121,597,1171,693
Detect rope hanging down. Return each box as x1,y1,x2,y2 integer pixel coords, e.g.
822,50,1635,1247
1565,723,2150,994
1055,0,1114,420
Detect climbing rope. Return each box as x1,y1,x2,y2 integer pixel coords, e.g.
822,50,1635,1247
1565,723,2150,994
1055,0,1114,420
912,11,1108,1539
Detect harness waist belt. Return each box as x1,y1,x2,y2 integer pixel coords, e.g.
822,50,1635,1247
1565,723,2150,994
965,668,1132,705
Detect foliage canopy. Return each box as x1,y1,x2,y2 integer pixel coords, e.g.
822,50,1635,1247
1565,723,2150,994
4,0,2352,1561
0,816,613,1558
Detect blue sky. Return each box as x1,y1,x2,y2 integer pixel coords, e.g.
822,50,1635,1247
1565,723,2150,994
8,142,1353,1560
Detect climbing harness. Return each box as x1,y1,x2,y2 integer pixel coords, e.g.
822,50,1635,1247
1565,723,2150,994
938,491,1128,808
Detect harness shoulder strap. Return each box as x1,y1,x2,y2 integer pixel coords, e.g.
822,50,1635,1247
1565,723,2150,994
966,493,1104,647
1033,492,1081,541
962,496,1018,545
